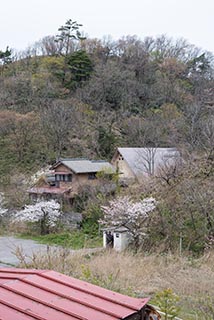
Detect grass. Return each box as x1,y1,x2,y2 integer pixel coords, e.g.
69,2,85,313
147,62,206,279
14,249,214,320
19,231,103,249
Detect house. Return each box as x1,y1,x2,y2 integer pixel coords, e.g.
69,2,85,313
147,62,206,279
0,268,161,320
111,147,180,183
28,158,115,203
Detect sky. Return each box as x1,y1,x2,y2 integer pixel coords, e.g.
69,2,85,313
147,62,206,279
1,0,214,54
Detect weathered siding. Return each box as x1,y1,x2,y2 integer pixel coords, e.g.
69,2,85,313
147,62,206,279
54,164,71,173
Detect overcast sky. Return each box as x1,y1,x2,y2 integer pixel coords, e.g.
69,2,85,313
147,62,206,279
1,0,214,53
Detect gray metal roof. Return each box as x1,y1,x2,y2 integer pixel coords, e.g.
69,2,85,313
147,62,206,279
57,158,115,174
117,147,180,176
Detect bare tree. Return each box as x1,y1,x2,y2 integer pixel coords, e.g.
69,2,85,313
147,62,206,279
40,100,73,158
135,148,157,176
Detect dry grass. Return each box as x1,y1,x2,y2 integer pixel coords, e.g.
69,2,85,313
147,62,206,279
16,248,214,319
17,248,214,296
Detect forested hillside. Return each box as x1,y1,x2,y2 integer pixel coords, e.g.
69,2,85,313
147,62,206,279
0,20,214,252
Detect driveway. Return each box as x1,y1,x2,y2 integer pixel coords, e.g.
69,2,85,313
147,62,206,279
0,236,103,268
0,236,49,267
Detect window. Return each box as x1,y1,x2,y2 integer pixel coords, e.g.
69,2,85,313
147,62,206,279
55,174,72,182
88,173,97,180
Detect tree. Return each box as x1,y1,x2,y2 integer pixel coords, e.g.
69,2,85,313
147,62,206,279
97,125,118,159
155,288,180,320
0,46,12,65
54,19,86,86
40,99,75,158
136,148,157,176
14,200,61,235
55,19,85,56
100,196,157,247
0,193,7,217
66,50,93,86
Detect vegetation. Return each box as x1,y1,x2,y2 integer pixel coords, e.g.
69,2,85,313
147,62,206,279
19,231,102,249
100,196,157,248
14,200,61,235
15,249,214,319
0,19,214,254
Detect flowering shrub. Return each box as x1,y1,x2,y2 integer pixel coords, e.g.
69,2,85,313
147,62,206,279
0,193,7,217
14,200,61,235
100,196,157,247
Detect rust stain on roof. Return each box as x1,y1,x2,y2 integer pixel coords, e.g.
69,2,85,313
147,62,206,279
0,268,149,320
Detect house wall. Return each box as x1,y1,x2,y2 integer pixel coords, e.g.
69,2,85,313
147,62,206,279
55,164,71,173
30,163,105,201
112,152,135,180
54,164,101,193
60,172,101,193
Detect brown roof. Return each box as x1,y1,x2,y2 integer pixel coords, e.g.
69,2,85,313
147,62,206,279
0,268,149,320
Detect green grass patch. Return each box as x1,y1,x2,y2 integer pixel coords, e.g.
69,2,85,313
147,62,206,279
18,231,103,250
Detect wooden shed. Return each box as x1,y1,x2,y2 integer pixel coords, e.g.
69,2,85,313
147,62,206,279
0,268,160,320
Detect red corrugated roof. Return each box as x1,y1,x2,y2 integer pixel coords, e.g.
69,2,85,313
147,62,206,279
0,268,149,320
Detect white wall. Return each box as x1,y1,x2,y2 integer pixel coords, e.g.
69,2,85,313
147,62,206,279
113,232,131,251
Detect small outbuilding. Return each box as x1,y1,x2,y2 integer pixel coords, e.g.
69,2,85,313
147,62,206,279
103,227,132,251
0,268,161,320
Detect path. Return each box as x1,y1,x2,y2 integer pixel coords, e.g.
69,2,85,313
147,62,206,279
0,236,51,267
0,236,103,268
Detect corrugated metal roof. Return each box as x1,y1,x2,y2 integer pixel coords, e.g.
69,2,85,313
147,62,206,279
117,147,179,177
0,268,149,320
54,159,115,174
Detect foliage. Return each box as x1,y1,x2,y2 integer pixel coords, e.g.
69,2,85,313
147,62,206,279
0,27,214,254
97,125,118,159
14,249,214,319
14,200,61,235
146,156,214,253
194,296,214,320
154,288,180,319
0,46,12,65
19,231,102,249
55,19,85,56
100,196,157,247
0,193,7,217
65,50,93,87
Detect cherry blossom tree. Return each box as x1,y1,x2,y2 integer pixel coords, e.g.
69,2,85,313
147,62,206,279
0,193,7,217
14,200,61,235
100,196,157,247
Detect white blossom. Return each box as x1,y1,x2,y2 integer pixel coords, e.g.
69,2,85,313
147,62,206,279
14,200,61,231
100,196,157,246
0,193,7,217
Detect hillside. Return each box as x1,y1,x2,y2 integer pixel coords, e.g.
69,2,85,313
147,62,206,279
0,21,214,253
